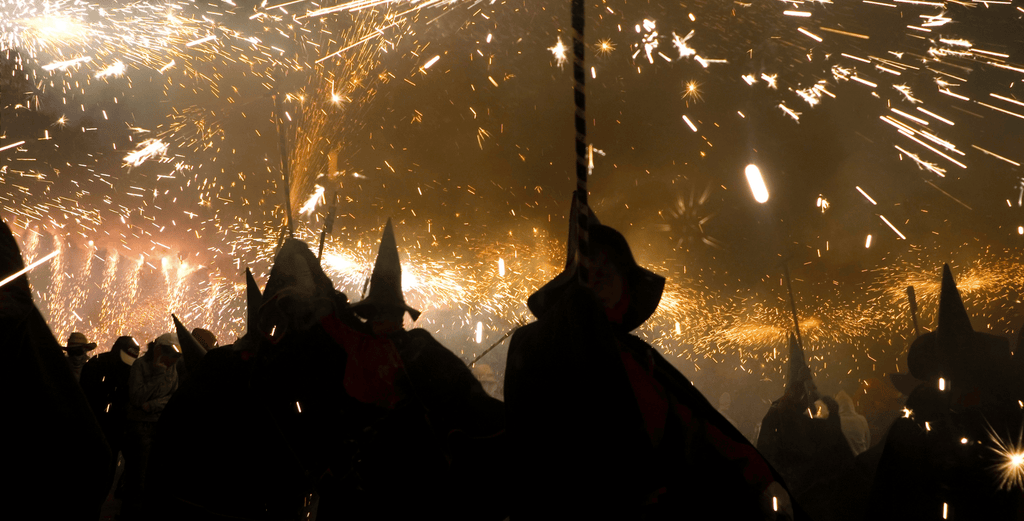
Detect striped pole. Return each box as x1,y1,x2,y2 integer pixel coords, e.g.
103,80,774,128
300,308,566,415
571,0,590,284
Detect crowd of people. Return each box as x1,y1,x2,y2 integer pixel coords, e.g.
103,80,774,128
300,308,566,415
5,196,1023,520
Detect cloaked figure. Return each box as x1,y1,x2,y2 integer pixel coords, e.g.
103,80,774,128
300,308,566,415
80,335,141,493
757,333,855,520
505,193,794,520
149,242,357,520
3,219,111,520
867,265,1023,520
836,390,870,457
150,236,505,521
318,218,509,520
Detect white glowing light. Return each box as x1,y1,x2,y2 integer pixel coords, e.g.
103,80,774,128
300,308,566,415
299,185,326,215
682,115,698,132
745,164,769,203
0,140,26,153
939,377,946,390
865,235,873,248
296,401,302,413
123,139,168,167
422,55,440,69
94,60,125,79
549,37,568,67
879,215,907,240
475,321,483,344
0,250,59,289
498,258,505,277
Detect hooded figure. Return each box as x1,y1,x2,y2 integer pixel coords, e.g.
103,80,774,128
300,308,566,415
64,331,98,382
80,335,140,488
757,334,855,521
835,390,870,456
3,220,111,520
504,193,793,519
868,265,1023,520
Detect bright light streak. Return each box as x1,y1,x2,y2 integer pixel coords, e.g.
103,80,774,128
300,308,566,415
0,140,26,153
0,251,59,289
879,215,907,240
1018,226,1023,235
186,34,217,47
475,321,483,344
299,185,325,215
784,10,812,17
779,103,801,121
798,27,823,42
865,235,873,248
851,76,878,88
745,164,769,203
94,61,125,79
498,258,505,277
856,187,877,205
917,107,955,125
123,139,168,167
682,115,698,132
422,55,440,69
892,108,928,125
939,377,945,390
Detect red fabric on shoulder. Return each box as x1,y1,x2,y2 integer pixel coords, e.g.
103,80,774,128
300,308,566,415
321,314,406,409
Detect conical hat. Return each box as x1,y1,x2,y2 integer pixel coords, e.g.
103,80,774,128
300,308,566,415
906,264,1011,383
784,332,817,401
245,267,261,337
350,219,421,321
172,314,207,375
527,192,664,332
258,239,338,341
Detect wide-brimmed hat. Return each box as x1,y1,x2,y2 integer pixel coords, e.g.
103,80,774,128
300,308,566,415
65,332,97,352
527,192,664,332
350,218,421,322
192,328,217,351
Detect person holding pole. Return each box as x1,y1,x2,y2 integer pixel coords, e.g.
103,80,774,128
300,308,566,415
504,196,795,519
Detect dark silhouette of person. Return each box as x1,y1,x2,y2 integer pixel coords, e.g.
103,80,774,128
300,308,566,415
2,219,111,520
505,194,795,520
80,335,140,493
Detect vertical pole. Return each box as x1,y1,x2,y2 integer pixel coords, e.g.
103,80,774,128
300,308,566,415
274,93,294,238
571,0,589,284
906,286,921,338
782,261,803,349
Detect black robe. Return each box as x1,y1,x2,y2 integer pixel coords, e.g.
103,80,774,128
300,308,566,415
505,284,791,520
5,284,111,520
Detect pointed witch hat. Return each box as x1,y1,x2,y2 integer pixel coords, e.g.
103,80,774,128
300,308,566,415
784,332,819,402
172,314,207,378
906,264,1011,384
258,238,339,342
245,267,262,336
350,218,421,322
527,191,665,332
